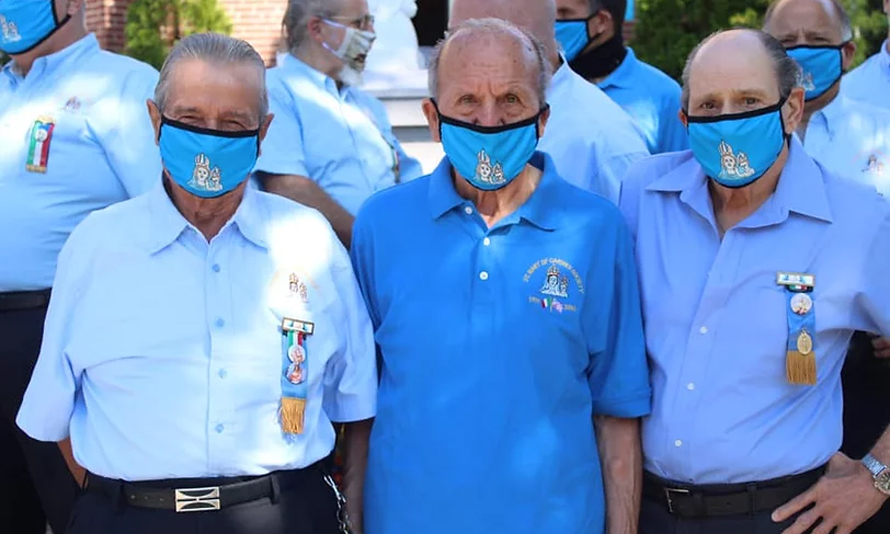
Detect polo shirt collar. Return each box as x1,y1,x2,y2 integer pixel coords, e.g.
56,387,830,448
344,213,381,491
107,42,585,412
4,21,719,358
648,140,832,226
598,47,635,90
3,33,99,82
427,151,560,231
147,179,269,254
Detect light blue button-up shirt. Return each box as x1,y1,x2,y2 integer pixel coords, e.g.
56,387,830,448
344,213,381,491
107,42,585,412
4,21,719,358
800,94,890,196
618,141,890,484
352,152,651,534
597,48,689,155
842,40,890,109
16,183,377,481
539,60,650,203
0,34,161,291
254,54,422,216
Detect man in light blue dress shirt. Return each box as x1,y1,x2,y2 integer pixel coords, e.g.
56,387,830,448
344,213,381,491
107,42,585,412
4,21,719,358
450,0,651,204
16,33,377,534
764,0,890,196
554,0,688,154
0,1,160,532
253,0,422,249
353,19,651,534
842,0,890,109
620,28,890,534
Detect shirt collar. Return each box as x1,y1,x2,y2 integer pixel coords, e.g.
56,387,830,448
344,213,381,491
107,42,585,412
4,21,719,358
3,34,99,82
280,53,338,93
880,39,890,73
813,93,848,139
548,55,571,96
597,47,635,90
648,140,833,225
427,151,560,230
146,179,269,254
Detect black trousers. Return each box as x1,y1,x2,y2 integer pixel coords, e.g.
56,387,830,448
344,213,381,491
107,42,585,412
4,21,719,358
0,304,79,534
841,332,890,533
67,468,343,534
639,496,810,534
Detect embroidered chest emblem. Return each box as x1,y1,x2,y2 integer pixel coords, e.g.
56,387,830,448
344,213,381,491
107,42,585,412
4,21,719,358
718,140,755,180
863,154,885,177
288,273,309,303
0,15,20,44
524,258,584,313
190,154,222,193
475,149,506,186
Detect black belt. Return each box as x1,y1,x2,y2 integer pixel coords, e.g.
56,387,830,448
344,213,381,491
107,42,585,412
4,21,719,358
643,465,825,519
0,289,51,311
86,462,327,513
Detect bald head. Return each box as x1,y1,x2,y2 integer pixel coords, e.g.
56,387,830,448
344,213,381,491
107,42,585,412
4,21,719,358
449,0,558,61
763,0,852,45
682,29,802,112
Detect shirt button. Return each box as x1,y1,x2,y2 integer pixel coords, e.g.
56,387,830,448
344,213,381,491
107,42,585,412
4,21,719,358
675,439,683,447
215,318,225,328
483,237,491,246
463,206,473,215
699,326,708,334
479,271,489,281
215,424,225,434
218,369,227,379
212,264,221,273
687,383,695,391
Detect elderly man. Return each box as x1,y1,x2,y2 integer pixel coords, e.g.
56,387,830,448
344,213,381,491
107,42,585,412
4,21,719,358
449,0,650,203
253,0,422,249
555,0,687,154
619,28,890,534
16,33,376,534
0,0,160,532
352,18,651,534
842,0,890,108
763,0,890,196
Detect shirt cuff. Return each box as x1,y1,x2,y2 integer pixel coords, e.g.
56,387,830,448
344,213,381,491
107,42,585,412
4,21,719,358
592,389,652,418
324,398,376,424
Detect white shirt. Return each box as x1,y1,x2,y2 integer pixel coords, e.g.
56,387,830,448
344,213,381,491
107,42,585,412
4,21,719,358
16,183,377,481
539,59,650,203
801,95,890,196
842,40,890,110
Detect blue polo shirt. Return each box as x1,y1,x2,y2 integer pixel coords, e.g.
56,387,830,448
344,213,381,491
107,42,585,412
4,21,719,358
597,48,688,155
351,152,652,534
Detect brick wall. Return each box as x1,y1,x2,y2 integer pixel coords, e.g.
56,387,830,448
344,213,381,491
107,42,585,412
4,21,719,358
85,0,133,53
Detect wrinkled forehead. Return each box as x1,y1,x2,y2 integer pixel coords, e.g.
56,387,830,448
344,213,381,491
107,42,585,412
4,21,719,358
438,31,540,93
688,37,781,102
165,59,264,120
766,0,845,40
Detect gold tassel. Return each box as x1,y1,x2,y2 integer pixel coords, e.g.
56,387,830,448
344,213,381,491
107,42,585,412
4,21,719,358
786,350,817,385
280,397,306,434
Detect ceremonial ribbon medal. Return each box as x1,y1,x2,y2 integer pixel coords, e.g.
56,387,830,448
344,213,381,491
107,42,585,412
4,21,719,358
777,272,817,385
280,317,314,434
26,116,55,173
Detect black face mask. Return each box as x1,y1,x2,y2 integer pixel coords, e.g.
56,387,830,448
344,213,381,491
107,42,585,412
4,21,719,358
567,29,627,81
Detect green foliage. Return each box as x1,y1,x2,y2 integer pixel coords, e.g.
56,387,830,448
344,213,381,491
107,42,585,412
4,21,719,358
125,0,234,70
633,0,889,81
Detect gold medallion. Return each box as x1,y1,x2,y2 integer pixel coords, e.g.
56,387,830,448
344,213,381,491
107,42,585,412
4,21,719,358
797,331,813,355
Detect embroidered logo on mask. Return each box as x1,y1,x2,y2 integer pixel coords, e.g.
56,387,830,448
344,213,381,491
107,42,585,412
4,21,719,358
718,140,756,180
801,72,816,92
190,154,222,193
474,149,506,186
0,15,21,43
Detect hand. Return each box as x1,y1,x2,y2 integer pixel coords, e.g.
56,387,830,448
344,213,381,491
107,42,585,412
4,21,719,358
872,336,890,359
772,452,889,534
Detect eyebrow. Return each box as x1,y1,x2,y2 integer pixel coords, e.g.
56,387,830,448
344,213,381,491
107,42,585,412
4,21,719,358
693,88,772,101
169,106,254,121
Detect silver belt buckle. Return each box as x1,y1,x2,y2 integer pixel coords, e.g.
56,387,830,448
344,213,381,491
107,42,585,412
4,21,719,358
664,487,690,514
174,486,221,512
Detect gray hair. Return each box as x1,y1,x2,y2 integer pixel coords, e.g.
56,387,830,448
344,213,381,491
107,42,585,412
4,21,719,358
155,33,268,121
282,0,343,53
763,0,853,41
428,18,552,107
681,29,802,110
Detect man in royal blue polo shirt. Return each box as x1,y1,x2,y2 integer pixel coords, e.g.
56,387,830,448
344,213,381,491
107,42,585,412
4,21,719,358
351,17,652,534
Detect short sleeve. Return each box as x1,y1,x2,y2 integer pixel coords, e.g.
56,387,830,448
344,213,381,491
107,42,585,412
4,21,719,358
585,219,651,418
348,209,381,329
599,151,648,204
254,81,309,178
322,238,378,423
853,207,890,336
16,217,94,441
101,66,163,197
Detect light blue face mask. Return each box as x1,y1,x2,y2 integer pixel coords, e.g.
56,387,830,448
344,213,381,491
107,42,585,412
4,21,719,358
159,118,260,198
786,45,844,101
686,99,788,188
555,18,593,62
435,102,546,191
0,0,70,55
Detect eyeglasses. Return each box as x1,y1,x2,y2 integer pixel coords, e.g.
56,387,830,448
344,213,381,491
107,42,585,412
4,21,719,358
327,13,375,30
